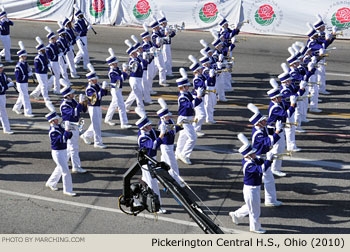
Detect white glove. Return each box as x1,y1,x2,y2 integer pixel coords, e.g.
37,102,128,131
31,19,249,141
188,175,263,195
197,87,204,97
290,95,297,104
64,121,71,131
7,77,12,82
332,26,338,33
159,123,167,134
311,56,317,64
300,80,307,89
218,54,224,62
156,37,161,46
307,61,315,71
216,62,222,69
275,120,283,132
150,47,156,54
7,82,14,88
47,63,51,69
209,69,215,78
28,71,33,77
79,94,85,103
58,52,63,57
142,52,148,60
88,24,92,30
122,63,128,72
266,151,274,161
231,37,236,44
102,81,108,90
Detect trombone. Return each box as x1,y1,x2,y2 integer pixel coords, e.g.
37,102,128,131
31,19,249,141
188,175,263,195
261,151,292,160
205,89,216,94
166,118,199,131
307,81,321,86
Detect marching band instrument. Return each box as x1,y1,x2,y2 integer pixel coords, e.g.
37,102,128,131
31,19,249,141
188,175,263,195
319,53,329,58
70,119,85,133
75,94,89,107
205,89,216,94
178,118,198,127
87,93,97,106
334,31,343,36
273,151,293,160
316,62,327,67
283,122,298,126
308,81,321,86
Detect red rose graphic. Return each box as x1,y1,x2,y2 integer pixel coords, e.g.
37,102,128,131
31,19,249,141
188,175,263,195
258,4,275,20
92,0,105,12
39,0,52,7
202,3,218,18
336,7,350,24
136,0,151,15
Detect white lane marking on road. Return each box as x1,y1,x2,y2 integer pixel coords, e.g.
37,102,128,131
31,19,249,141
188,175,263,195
12,120,350,170
0,189,242,234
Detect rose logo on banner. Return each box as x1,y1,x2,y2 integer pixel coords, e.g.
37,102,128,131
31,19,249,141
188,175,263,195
133,0,152,20
37,0,53,11
199,2,218,23
331,7,350,28
90,0,105,18
255,4,276,26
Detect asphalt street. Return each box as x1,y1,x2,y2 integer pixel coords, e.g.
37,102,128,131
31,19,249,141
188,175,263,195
0,20,349,234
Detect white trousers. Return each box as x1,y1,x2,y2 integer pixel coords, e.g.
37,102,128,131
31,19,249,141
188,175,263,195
59,55,70,83
262,168,277,204
302,86,309,121
49,61,61,93
147,60,156,93
0,35,11,61
124,77,144,112
270,131,285,173
66,47,78,75
193,101,206,132
160,144,182,185
32,73,51,102
67,127,81,170
105,88,129,126
74,36,89,68
317,61,326,93
0,95,11,132
234,184,262,232
47,149,73,193
162,44,172,75
216,74,226,100
175,116,197,158
204,91,216,122
13,82,32,115
285,113,296,150
223,71,232,91
154,51,166,84
142,159,162,205
309,74,319,110
83,106,103,145
142,70,152,103
295,99,305,127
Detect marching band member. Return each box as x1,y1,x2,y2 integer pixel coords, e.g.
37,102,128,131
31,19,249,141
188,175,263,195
158,11,176,77
266,79,296,177
30,36,55,112
313,15,337,95
124,39,145,113
136,108,167,213
104,48,132,129
175,68,203,165
62,17,80,79
60,83,87,174
0,6,13,62
200,51,217,124
150,16,168,87
80,63,108,149
45,111,76,197
73,4,91,70
12,41,34,118
141,23,157,96
247,103,283,207
279,67,305,152
0,63,14,134
157,98,184,187
56,22,71,85
229,133,274,234
188,55,206,137
44,26,62,95
131,34,154,105
212,36,227,102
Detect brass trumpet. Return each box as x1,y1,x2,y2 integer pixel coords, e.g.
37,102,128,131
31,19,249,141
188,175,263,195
273,151,293,160
319,53,329,58
284,122,298,126
178,118,198,127
87,93,97,106
74,94,89,107
316,62,327,67
334,31,343,36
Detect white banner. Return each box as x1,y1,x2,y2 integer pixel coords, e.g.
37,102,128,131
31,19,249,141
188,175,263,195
2,0,74,21
240,0,350,38
115,0,242,30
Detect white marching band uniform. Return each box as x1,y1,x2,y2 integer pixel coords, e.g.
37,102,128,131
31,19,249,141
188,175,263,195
0,67,14,134
0,8,13,62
